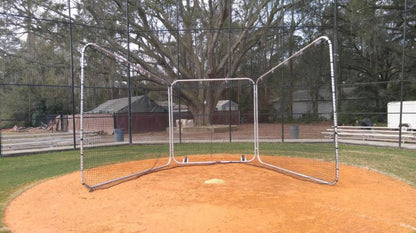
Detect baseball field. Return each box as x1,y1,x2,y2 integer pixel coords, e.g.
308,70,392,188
1,143,415,232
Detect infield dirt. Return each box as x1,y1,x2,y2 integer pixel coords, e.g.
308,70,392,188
4,155,416,233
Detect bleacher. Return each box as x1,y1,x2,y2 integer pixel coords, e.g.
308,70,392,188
1,132,101,155
323,126,415,144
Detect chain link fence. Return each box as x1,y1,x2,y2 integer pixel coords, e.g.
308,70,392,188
1,1,415,156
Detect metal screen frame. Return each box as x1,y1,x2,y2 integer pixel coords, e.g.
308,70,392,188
255,36,339,185
80,36,339,190
168,78,258,165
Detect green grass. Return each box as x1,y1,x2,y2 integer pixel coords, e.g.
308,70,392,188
0,143,415,232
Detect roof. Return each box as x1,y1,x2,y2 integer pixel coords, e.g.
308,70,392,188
156,101,189,112
216,100,238,111
292,89,332,101
88,95,166,114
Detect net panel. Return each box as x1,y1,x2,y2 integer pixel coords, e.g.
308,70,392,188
169,78,256,163
256,37,338,184
80,44,170,189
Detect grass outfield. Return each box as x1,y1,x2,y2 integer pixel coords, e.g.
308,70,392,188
1,143,415,232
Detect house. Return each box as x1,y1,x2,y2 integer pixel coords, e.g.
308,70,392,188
273,88,332,120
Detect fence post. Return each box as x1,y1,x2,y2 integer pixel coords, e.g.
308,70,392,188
126,0,133,145
398,0,408,149
0,120,2,157
67,0,77,150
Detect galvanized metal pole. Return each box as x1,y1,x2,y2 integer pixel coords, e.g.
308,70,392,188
281,3,285,143
126,0,132,144
333,0,339,146
333,0,339,94
176,0,182,143
0,120,2,157
281,70,285,142
0,53,3,157
398,0,407,149
68,0,76,149
228,0,232,142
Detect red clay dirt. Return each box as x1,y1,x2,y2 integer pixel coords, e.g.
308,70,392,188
4,155,416,233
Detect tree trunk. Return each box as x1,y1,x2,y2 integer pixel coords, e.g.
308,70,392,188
183,84,220,126
191,104,213,126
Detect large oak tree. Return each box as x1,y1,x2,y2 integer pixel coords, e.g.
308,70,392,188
76,0,293,125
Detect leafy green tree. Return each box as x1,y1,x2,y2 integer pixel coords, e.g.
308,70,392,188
336,0,415,123
1,0,73,127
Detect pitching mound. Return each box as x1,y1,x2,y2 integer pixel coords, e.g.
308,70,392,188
4,155,416,233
